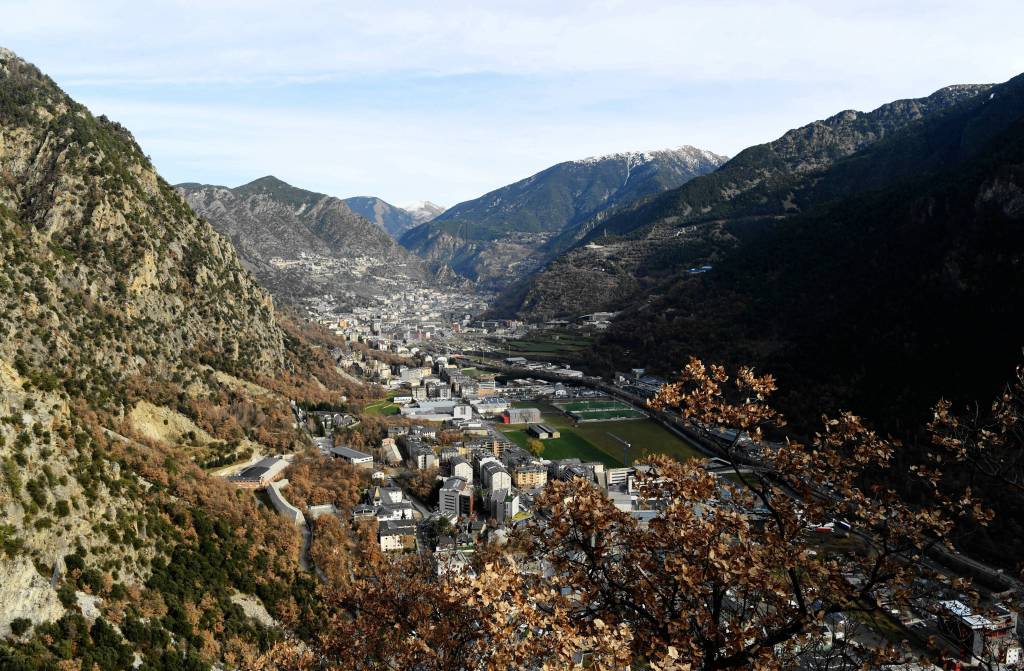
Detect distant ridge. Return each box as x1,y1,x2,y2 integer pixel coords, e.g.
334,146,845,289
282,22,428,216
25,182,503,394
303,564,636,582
343,195,420,237
398,145,726,288
177,176,436,302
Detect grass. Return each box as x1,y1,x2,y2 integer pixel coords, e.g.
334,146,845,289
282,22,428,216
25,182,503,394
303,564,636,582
571,409,647,421
498,331,594,358
364,396,400,416
574,420,703,464
555,400,631,412
498,427,622,467
496,401,702,467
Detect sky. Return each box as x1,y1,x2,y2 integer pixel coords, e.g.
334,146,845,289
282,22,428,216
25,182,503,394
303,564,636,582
3,1,1024,206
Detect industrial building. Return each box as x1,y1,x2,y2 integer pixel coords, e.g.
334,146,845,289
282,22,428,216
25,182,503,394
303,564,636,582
502,407,542,424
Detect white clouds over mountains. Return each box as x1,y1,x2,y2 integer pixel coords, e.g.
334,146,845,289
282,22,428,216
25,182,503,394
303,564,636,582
3,0,1022,204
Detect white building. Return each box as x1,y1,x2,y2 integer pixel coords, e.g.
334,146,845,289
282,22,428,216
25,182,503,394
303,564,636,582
476,456,500,485
450,457,473,483
481,461,511,494
379,520,416,552
330,445,374,469
491,489,520,524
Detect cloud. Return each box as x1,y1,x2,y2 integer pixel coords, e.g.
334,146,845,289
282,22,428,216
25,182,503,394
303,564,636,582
3,0,1023,203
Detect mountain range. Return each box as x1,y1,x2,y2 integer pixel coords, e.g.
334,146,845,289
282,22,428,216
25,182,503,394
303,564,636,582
497,83,994,320
3,39,1024,665
177,177,441,304
398,146,726,288
492,78,1024,442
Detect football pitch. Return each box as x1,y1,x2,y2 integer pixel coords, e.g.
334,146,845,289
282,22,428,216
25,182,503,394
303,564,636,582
554,398,646,422
495,401,701,466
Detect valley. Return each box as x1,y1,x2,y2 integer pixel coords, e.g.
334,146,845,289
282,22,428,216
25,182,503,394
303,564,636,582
3,27,1024,671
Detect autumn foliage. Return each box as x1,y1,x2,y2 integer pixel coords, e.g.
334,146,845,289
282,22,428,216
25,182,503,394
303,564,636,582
260,357,1022,671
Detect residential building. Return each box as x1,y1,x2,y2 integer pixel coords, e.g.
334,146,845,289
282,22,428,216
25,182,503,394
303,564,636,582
450,457,473,483
513,463,548,490
369,483,405,506
481,461,512,494
491,489,520,524
440,476,473,518
379,520,417,552
937,601,1020,664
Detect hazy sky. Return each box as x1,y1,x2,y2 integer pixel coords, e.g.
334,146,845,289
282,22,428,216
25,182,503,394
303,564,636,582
3,1,1023,206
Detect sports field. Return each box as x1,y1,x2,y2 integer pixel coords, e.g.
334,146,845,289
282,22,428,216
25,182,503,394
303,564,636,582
555,400,629,412
496,401,701,466
500,426,621,466
554,398,647,422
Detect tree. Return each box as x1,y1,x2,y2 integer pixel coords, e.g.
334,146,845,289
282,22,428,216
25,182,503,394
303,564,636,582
406,466,440,502
526,437,545,457
269,357,1006,671
9,618,31,636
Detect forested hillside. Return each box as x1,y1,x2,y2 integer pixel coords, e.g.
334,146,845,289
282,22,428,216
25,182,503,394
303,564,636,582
503,82,992,319
592,74,1024,433
0,48,372,668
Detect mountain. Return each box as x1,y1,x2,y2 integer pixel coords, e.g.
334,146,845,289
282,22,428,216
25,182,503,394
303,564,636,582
343,195,419,237
606,76,1024,427
399,146,726,289
0,47,361,660
503,82,994,320
177,177,437,304
402,200,445,224
579,76,1024,569
509,76,1024,436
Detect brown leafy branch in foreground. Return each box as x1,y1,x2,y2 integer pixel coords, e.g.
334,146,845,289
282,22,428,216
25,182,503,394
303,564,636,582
264,357,1015,671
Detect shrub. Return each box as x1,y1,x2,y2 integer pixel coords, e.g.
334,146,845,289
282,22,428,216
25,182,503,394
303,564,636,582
9,617,31,636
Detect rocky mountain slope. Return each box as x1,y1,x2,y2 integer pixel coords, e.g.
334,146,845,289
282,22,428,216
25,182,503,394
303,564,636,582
501,82,994,319
399,146,725,289
342,195,419,237
589,76,1024,568
526,75,1024,436
0,47,353,664
178,177,437,304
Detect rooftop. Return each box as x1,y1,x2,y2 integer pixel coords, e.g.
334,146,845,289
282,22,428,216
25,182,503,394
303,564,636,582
331,445,373,460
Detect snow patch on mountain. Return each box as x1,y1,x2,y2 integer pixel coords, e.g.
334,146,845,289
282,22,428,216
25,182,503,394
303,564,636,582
402,200,446,224
574,145,727,169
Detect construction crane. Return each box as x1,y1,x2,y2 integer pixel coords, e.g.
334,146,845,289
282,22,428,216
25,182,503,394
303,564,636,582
608,432,631,466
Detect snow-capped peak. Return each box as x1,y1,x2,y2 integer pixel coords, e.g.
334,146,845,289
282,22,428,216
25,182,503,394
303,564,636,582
573,145,726,168
402,200,446,224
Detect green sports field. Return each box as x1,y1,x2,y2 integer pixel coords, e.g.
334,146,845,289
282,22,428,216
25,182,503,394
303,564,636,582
554,400,630,412
496,401,701,467
363,393,400,416
499,426,621,466
554,398,647,422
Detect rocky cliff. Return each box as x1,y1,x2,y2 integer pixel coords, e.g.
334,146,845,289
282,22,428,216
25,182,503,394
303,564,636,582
0,47,310,652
